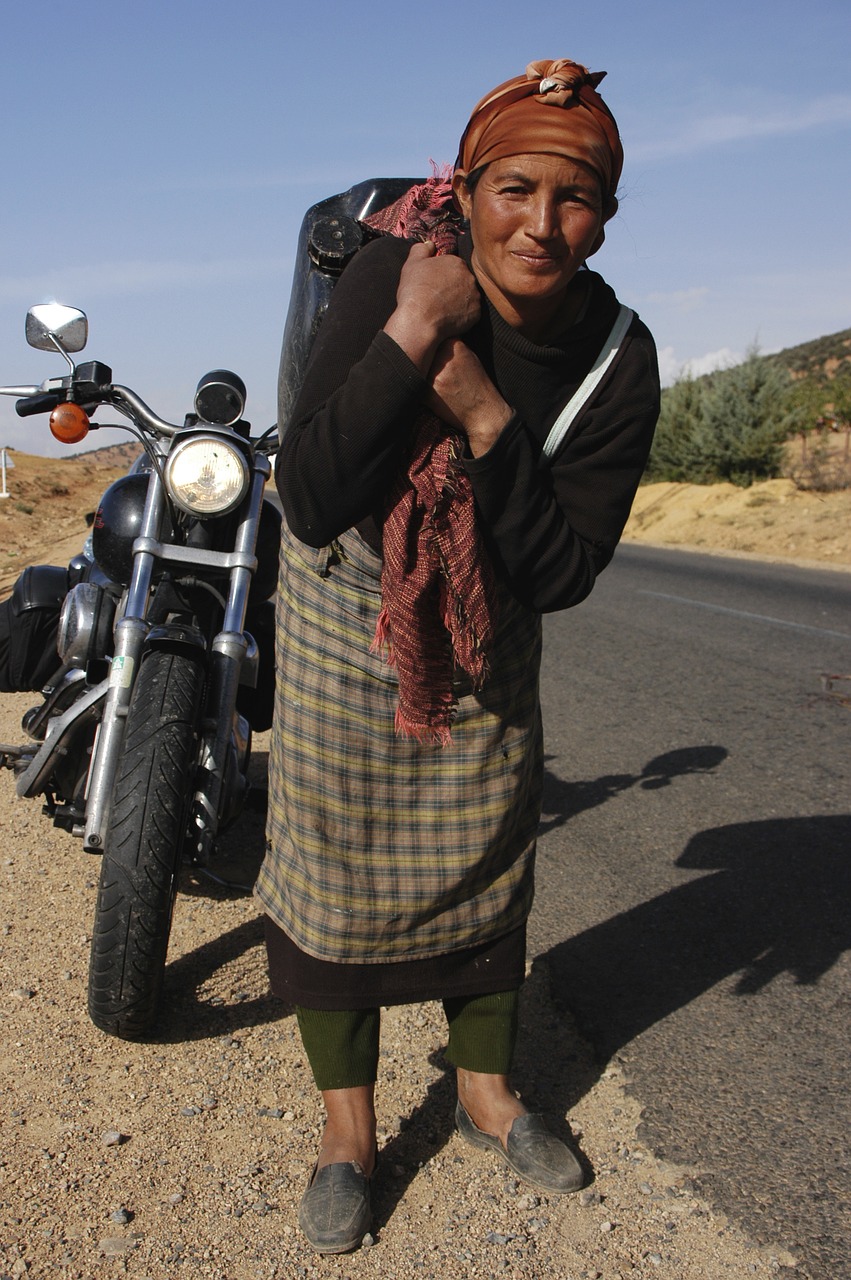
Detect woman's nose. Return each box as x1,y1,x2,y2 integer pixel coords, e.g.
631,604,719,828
526,197,559,239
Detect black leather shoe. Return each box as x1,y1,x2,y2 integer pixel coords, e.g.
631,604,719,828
298,1160,372,1254
455,1101,583,1194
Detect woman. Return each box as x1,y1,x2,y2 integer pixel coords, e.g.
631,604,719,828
256,58,660,1253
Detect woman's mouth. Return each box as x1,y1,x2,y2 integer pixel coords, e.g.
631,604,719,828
513,251,563,270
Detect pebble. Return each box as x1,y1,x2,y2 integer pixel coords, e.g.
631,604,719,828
10,987,35,999
600,1220,614,1233
101,1130,125,1147
580,1188,602,1207
99,1237,136,1256
110,1207,133,1225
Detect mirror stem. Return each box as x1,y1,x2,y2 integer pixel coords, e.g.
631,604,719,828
47,331,76,376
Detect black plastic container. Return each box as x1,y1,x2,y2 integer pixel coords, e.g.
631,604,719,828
277,177,421,438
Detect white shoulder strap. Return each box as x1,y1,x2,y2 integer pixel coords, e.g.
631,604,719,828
542,304,634,462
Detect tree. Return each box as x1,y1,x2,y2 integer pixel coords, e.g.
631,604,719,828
647,346,795,486
644,372,706,482
783,371,851,491
694,347,796,485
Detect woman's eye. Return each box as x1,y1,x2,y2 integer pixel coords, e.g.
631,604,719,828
563,191,600,210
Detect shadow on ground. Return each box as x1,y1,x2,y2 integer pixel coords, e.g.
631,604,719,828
541,812,851,1059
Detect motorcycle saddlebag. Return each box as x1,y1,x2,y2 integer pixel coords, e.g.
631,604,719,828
0,565,69,693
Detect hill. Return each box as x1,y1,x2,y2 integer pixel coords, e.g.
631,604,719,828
767,327,851,381
66,441,144,468
0,449,131,597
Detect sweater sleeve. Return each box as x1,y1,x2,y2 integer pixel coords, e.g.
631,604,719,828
275,236,427,546
463,322,660,613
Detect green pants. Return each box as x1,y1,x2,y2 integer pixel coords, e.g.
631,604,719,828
296,991,520,1091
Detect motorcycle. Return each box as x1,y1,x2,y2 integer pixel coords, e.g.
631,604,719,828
0,303,280,1039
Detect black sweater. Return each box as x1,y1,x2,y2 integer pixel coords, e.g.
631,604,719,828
276,233,660,613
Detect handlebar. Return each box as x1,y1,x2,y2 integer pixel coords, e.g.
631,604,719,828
0,377,181,436
0,384,44,397
1,376,276,452
109,385,180,437
16,392,61,417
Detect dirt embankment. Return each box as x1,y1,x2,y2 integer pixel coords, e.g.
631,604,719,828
0,451,130,598
625,433,851,570
625,478,851,570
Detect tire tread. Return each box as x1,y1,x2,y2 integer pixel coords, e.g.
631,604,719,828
88,649,204,1039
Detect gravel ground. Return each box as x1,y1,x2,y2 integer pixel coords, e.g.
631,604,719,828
0,695,802,1280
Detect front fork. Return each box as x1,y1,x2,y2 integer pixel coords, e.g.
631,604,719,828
82,475,164,851
82,456,270,857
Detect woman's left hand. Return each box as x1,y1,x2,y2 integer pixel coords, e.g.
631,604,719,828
426,338,513,457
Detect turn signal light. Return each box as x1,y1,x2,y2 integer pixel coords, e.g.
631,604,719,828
49,402,90,444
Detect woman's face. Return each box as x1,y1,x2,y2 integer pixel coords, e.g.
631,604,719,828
452,153,606,333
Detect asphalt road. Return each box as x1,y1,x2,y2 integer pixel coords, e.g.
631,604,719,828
529,545,850,1280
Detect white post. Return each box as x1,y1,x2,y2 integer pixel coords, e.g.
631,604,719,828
0,449,8,499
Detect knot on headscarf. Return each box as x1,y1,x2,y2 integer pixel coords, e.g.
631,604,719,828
362,177,498,747
455,58,623,218
526,58,607,105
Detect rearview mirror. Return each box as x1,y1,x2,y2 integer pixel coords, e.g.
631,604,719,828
25,304,88,355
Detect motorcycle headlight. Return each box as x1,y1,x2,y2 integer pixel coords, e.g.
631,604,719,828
164,435,250,516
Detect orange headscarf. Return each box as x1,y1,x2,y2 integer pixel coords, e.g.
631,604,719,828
455,59,623,219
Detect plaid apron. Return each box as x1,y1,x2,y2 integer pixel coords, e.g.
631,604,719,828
254,521,543,964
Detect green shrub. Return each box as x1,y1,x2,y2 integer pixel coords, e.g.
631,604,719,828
645,373,706,482
648,347,796,487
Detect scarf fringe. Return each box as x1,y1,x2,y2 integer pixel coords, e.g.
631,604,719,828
372,606,394,662
394,702,453,748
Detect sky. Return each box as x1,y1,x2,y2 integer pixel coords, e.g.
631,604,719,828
0,0,849,455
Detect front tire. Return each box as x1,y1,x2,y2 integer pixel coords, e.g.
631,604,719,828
87,648,204,1038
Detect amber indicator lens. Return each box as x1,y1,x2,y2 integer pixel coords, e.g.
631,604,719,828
49,402,90,444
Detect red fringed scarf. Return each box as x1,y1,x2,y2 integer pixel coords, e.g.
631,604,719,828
363,171,498,745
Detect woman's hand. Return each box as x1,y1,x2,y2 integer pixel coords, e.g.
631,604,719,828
427,338,513,457
384,242,481,374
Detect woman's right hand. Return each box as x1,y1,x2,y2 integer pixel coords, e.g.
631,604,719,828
383,242,481,374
